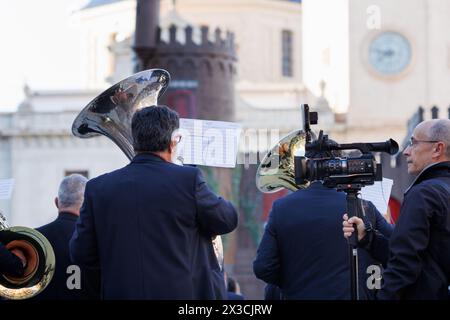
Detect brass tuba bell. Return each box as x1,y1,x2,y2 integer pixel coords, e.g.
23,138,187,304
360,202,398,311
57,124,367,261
256,129,310,193
72,69,171,159
71,69,225,270
0,211,55,300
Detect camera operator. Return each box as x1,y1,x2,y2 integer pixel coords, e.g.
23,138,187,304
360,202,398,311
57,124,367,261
254,147,393,299
343,119,450,300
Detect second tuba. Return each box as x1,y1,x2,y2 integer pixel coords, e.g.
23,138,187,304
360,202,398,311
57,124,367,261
256,129,310,193
0,211,55,300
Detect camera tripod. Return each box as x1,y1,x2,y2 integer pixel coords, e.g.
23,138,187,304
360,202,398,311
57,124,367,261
340,185,365,300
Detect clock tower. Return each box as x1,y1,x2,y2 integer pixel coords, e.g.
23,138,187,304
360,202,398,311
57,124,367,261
303,0,450,142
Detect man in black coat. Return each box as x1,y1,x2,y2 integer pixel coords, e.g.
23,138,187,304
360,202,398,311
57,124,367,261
344,119,450,299
35,174,100,300
253,149,393,300
70,106,238,299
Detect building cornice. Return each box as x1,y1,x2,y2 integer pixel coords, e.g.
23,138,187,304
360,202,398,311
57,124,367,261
163,0,302,14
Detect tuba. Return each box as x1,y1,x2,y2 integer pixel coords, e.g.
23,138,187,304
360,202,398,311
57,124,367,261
71,69,225,270
257,104,317,193
0,211,55,300
256,129,310,193
72,69,170,159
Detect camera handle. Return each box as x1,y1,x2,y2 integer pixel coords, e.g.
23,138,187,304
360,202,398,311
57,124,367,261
345,189,363,300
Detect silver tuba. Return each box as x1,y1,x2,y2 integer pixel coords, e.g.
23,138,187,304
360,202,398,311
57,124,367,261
72,69,170,159
71,69,225,270
0,211,55,300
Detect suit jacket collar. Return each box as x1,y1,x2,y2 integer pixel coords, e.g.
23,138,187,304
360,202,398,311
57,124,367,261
405,161,450,194
58,211,78,221
131,152,167,164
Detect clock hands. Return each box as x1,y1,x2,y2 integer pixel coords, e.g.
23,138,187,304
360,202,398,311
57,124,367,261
373,48,395,62
369,32,411,74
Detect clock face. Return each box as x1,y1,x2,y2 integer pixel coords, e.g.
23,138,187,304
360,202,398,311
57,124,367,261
368,32,412,75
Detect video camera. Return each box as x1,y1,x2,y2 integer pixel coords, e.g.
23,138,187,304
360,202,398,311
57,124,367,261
292,104,400,300
294,104,399,191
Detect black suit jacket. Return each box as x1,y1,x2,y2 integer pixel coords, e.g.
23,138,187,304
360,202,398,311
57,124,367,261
253,182,393,299
70,153,238,299
35,212,100,300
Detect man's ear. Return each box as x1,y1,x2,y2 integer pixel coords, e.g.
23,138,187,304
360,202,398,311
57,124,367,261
54,197,59,209
434,142,445,158
169,140,176,153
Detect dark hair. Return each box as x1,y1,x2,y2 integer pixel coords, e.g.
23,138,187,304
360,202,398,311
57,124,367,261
132,105,179,153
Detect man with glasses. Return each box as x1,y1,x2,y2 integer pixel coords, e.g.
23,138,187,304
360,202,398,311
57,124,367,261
343,119,450,299
70,105,238,299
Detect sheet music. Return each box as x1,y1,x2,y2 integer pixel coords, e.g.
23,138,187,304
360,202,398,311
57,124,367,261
0,179,14,200
360,178,393,215
177,118,242,168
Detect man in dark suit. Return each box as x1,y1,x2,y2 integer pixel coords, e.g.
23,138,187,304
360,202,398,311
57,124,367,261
253,148,393,299
344,119,450,299
70,105,238,299
35,174,100,300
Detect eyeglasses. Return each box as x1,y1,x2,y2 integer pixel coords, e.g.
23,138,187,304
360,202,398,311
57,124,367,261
408,137,439,147
173,135,182,144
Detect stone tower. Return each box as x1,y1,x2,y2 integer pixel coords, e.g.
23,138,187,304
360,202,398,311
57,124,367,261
133,0,236,122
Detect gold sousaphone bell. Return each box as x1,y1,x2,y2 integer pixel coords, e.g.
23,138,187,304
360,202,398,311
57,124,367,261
0,212,55,300
256,104,319,193
256,129,310,193
71,69,225,270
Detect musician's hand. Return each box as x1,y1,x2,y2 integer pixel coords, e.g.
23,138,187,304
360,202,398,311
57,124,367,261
342,213,366,241
11,249,27,267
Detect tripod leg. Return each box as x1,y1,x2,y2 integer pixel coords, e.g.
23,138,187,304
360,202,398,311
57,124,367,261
346,191,362,300
349,245,359,300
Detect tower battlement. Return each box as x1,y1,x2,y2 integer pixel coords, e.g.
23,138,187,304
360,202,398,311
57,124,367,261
156,25,236,61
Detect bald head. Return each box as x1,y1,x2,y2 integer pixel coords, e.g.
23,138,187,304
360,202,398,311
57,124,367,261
424,119,450,158
404,119,450,175
56,174,88,215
